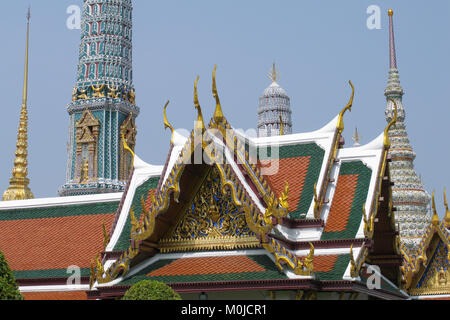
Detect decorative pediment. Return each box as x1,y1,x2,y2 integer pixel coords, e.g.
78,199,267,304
402,192,450,294
409,238,450,296
159,166,259,253
78,126,95,144
76,108,100,129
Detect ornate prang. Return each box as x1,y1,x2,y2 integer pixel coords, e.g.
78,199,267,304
60,0,139,196
257,63,292,137
384,9,431,253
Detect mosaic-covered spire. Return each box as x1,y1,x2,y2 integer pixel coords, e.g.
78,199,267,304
3,9,34,202
257,63,292,137
60,0,139,196
384,9,431,252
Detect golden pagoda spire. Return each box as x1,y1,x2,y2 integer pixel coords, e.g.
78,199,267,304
2,8,34,201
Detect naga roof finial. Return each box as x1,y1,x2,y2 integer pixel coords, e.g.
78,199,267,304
336,81,355,135
444,188,450,227
431,191,440,226
194,76,206,132
163,100,175,143
212,65,224,126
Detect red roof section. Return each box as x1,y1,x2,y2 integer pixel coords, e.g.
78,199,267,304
23,291,88,300
323,174,359,233
260,156,311,212
0,213,115,271
147,256,266,277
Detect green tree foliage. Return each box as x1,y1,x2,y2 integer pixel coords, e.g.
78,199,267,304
0,250,23,300
122,280,182,300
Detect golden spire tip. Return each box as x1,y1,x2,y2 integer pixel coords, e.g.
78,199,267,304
388,9,393,17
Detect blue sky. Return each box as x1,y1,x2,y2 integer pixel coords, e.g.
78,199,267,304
1,0,449,215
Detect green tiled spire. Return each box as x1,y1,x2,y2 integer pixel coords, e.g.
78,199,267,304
60,0,140,197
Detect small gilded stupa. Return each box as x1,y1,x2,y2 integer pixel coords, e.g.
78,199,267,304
384,9,431,252
2,8,34,201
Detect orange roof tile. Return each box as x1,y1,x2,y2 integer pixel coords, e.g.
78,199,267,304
298,255,339,272
144,189,156,213
148,256,266,277
260,156,311,212
0,213,115,272
22,291,87,300
324,175,359,233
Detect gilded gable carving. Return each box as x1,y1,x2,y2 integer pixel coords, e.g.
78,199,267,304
159,167,258,252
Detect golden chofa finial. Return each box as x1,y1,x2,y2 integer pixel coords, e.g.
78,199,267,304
336,81,355,135
431,191,440,226
212,65,224,125
194,76,206,132
3,7,34,201
444,188,450,227
163,100,175,143
388,9,394,17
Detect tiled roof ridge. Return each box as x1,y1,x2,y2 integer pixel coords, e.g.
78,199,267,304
108,167,135,241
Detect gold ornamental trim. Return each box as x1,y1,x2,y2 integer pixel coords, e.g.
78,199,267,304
159,235,260,253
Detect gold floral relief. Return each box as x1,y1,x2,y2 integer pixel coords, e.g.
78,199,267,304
159,167,258,252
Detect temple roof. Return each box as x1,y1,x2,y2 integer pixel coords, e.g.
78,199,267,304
0,193,121,285
88,70,405,300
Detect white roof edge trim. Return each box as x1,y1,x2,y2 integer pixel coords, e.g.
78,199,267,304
238,115,339,148
208,133,266,214
292,245,364,257
106,154,164,252
173,130,189,147
95,249,271,288
0,192,123,211
19,284,90,293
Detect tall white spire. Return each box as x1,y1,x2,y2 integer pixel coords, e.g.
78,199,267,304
384,9,431,253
